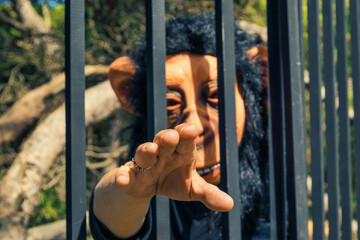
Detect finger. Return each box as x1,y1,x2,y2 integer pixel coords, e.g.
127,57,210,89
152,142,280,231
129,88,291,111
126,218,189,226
191,173,234,212
174,124,197,154
133,142,159,170
153,129,179,158
115,163,135,187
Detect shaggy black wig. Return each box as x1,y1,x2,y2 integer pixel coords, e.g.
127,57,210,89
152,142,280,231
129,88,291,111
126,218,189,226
126,13,267,229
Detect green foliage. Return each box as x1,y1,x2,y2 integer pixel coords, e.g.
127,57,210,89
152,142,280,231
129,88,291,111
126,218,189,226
84,0,146,64
9,28,21,37
50,4,65,34
27,187,66,227
0,5,57,114
235,0,267,26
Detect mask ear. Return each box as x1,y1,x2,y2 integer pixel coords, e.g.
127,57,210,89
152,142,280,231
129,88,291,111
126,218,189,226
109,56,136,113
247,45,268,89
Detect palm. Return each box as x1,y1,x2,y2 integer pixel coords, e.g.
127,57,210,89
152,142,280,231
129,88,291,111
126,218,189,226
116,123,233,212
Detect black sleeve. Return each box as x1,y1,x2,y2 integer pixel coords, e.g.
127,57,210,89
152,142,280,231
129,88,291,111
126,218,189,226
89,183,153,240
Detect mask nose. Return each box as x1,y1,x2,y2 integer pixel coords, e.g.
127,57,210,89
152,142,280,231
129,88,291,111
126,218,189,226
184,107,205,140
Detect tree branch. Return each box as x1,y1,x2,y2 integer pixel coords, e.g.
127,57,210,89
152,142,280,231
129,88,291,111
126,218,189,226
0,80,120,239
12,0,49,34
26,212,90,240
9,0,62,65
86,145,127,159
0,11,29,32
0,65,109,146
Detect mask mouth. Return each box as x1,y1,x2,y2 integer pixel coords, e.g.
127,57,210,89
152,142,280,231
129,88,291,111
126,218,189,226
196,163,220,176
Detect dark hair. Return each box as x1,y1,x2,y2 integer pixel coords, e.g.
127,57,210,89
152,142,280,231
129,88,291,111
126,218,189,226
127,13,267,226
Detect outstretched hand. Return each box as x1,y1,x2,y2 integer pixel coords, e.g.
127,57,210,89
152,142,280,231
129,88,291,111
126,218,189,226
115,123,234,212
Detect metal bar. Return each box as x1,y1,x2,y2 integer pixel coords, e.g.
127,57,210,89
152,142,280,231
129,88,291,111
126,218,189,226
267,0,287,238
297,0,307,215
307,0,325,239
298,0,305,97
145,1,169,239
336,0,353,239
65,0,87,239
322,1,340,239
298,0,307,186
215,1,241,239
350,1,360,240
279,0,308,239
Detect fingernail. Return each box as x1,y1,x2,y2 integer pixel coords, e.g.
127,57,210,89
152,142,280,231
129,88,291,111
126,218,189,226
146,143,158,152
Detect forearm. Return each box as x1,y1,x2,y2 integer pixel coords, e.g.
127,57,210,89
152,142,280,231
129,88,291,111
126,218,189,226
93,169,151,238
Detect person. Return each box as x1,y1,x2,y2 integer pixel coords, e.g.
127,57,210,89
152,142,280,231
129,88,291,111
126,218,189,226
89,14,269,240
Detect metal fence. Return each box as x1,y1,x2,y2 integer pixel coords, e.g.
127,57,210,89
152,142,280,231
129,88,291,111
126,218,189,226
65,0,360,239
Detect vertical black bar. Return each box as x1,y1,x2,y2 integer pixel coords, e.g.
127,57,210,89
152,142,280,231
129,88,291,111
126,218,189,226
280,0,309,239
336,0,353,239
267,0,287,239
350,1,360,240
297,2,308,232
145,1,169,239
297,0,305,99
322,1,340,239
215,1,241,239
308,0,325,239
65,0,87,239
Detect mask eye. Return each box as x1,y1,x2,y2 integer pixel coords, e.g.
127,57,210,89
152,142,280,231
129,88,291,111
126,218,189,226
205,82,218,109
207,89,218,106
167,99,182,111
166,91,182,112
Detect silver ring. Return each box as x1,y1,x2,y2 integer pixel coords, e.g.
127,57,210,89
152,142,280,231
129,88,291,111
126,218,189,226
132,157,150,172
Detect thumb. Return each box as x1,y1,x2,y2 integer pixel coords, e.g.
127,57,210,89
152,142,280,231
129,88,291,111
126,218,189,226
191,174,234,212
